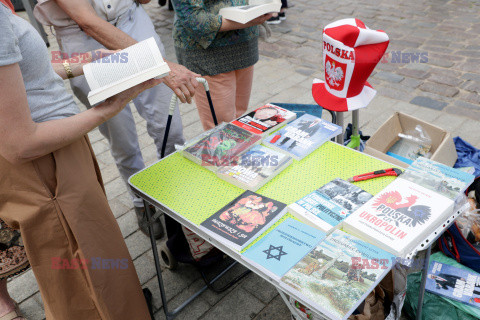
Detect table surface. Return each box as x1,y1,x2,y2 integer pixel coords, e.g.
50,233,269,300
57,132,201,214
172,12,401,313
129,141,397,233
129,141,457,319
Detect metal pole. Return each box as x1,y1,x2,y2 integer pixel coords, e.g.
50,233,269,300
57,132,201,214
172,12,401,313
416,245,432,320
144,201,172,319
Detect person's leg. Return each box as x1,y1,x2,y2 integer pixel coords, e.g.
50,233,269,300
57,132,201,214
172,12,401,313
123,7,185,155
58,30,146,203
193,71,237,131
233,65,254,118
0,279,24,320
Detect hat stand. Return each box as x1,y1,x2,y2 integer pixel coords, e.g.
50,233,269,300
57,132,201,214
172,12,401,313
333,110,360,150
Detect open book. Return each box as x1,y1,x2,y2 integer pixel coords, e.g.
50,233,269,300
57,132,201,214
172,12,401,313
219,0,281,24
83,37,170,105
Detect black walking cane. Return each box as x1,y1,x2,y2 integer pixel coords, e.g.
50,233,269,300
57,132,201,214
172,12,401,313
144,77,227,319
160,77,218,158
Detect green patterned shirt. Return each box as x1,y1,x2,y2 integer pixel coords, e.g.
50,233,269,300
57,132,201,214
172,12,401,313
173,0,259,76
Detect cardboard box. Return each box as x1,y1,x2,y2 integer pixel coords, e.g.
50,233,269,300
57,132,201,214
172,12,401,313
364,112,457,168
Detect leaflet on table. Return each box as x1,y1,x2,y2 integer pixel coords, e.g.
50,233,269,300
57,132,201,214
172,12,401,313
199,190,287,251
426,261,480,309
216,145,293,191
263,114,342,160
231,103,297,136
242,218,326,279
289,178,373,233
401,157,475,201
181,123,262,172
343,178,454,257
281,230,394,320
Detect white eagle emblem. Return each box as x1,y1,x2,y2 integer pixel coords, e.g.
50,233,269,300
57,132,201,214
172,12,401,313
325,61,344,87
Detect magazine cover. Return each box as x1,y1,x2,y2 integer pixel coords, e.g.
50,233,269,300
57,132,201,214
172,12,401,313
426,261,480,309
263,114,342,160
182,123,261,170
343,178,454,256
401,157,475,200
200,190,287,251
281,230,393,320
231,103,296,135
289,179,373,233
242,218,326,279
216,145,293,191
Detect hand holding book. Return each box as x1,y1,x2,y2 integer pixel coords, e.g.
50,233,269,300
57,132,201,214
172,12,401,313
94,77,164,120
220,13,273,31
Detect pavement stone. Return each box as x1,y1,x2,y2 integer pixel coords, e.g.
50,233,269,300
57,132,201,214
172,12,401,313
10,0,480,319
199,287,266,320
410,96,448,110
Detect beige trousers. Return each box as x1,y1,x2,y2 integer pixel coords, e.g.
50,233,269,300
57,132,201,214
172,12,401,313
0,136,150,320
194,65,254,131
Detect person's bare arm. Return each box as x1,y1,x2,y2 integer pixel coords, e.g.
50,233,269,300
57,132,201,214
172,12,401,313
219,13,273,32
51,49,117,80
0,63,162,165
54,0,200,103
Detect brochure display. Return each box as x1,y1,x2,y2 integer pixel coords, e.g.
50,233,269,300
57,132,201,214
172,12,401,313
129,140,461,320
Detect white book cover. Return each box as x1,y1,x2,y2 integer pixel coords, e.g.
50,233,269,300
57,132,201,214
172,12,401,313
83,37,170,105
219,0,281,24
343,178,454,257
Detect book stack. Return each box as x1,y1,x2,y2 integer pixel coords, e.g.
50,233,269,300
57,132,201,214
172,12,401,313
344,158,475,257
263,114,342,160
199,190,287,251
216,145,293,191
281,230,394,320
289,178,373,233
231,103,296,136
242,218,326,279
182,123,262,172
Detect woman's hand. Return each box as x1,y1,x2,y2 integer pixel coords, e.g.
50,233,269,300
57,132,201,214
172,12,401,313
84,48,119,63
94,78,164,120
247,13,273,27
220,13,273,32
52,48,119,79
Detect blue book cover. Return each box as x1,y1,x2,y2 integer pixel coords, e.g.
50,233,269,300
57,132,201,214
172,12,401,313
289,179,373,233
281,230,394,320
242,218,326,278
426,261,480,309
263,114,342,160
401,157,475,200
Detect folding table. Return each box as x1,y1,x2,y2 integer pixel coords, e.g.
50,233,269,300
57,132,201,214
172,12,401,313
129,141,464,320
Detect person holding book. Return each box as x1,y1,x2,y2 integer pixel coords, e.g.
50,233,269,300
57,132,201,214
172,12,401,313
172,0,272,130
33,0,202,239
0,3,160,318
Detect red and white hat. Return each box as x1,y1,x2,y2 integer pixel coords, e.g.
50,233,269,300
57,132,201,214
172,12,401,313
312,18,389,112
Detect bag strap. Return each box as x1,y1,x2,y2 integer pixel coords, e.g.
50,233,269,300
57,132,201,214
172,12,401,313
0,0,16,14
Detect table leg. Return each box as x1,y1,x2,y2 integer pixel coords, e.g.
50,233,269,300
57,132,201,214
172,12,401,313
144,201,173,320
336,112,344,144
416,245,432,320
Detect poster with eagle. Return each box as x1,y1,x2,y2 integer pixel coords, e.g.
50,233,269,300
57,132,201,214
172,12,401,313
343,178,454,257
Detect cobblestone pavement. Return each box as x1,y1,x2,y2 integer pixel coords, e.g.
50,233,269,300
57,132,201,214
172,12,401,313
11,0,480,319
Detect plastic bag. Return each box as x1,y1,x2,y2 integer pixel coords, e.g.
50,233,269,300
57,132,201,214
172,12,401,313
403,252,480,320
388,125,432,162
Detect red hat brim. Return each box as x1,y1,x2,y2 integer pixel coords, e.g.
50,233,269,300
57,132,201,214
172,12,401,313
312,80,376,112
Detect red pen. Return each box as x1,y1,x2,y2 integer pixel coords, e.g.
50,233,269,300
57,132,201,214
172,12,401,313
347,168,403,182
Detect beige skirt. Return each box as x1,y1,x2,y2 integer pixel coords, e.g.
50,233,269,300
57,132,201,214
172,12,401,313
0,136,150,320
